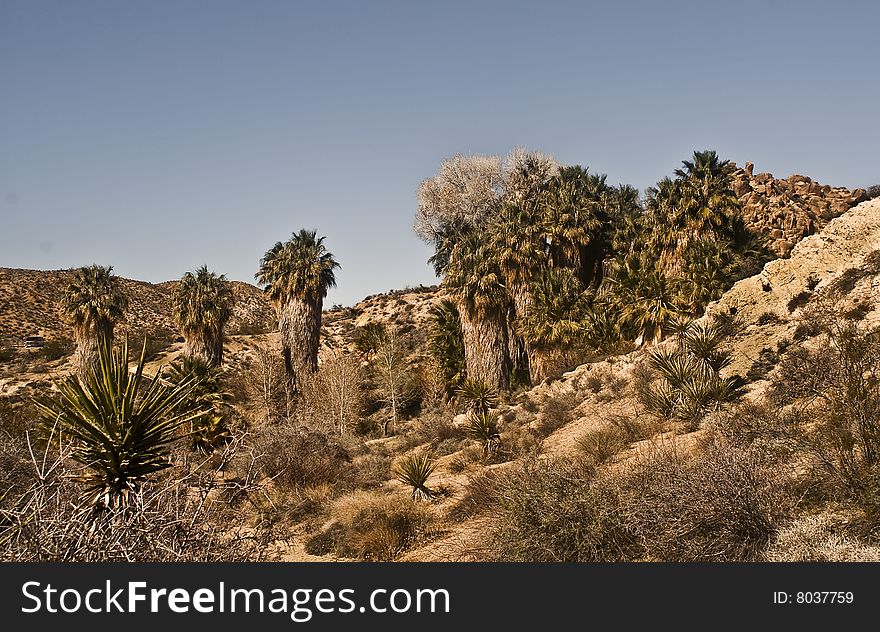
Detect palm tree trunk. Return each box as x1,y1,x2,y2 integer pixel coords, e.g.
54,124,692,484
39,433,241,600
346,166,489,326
509,286,532,387
279,297,322,394
184,328,222,367
459,303,510,390
73,321,113,380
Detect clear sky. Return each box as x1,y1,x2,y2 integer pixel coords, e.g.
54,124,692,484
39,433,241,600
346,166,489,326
2,0,879,306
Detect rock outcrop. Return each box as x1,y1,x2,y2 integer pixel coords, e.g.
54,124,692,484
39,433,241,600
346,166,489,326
734,161,868,258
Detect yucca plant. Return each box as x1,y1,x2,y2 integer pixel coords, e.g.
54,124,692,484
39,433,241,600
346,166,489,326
394,454,436,501
35,340,207,509
462,410,502,458
456,378,499,415
167,355,232,453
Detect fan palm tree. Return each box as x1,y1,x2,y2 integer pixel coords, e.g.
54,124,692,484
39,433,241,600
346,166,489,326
173,265,235,367
255,230,339,393
428,300,467,397
444,233,511,390
63,265,129,379
517,267,592,381
542,165,608,286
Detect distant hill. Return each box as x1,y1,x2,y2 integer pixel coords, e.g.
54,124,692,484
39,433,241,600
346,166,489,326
0,268,276,345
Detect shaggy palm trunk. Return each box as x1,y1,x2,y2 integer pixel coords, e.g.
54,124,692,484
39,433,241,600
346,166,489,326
183,327,224,367
509,285,533,387
73,321,113,380
528,347,559,384
279,296,322,395
459,303,510,391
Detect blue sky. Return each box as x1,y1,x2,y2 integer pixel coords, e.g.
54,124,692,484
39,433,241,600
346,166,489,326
2,0,878,305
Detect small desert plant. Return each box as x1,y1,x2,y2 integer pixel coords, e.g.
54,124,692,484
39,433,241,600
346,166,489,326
250,426,351,490
462,410,502,458
305,491,434,560
577,426,628,464
644,320,743,429
394,453,436,500
622,441,786,561
766,515,880,561
489,457,640,562
35,340,205,508
456,379,498,414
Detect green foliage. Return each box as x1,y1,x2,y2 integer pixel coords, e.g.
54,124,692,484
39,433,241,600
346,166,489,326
394,454,436,500
173,266,235,365
645,320,744,427
255,229,339,303
35,341,205,508
462,410,502,458
63,265,128,338
166,355,232,452
518,267,591,350
456,378,498,414
428,300,466,397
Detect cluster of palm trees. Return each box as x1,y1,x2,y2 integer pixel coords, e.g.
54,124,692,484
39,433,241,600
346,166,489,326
63,229,339,400
417,149,760,392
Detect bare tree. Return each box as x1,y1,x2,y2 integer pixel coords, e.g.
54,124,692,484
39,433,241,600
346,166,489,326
299,350,363,434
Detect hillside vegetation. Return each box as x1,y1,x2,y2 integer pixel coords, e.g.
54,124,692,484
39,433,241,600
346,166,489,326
2,150,879,562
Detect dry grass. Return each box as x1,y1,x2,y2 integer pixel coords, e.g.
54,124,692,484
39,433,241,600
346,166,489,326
304,491,437,560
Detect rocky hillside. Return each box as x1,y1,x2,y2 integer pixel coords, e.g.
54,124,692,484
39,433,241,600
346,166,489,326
0,268,276,345
734,161,868,258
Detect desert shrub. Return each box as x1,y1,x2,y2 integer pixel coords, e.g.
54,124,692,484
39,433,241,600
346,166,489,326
534,390,580,437
577,426,628,464
0,442,273,561
250,425,351,490
304,491,435,560
623,441,786,561
449,468,507,520
402,413,464,450
127,328,178,362
867,184,880,200
845,302,871,321
489,457,639,562
746,347,780,382
767,515,880,561
350,452,391,489
498,423,541,461
756,311,783,326
769,321,880,509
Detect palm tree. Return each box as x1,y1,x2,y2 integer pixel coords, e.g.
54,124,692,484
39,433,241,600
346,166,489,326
255,229,339,394
517,267,592,381
444,233,511,390
428,300,467,398
63,265,129,379
173,265,235,367
542,166,608,286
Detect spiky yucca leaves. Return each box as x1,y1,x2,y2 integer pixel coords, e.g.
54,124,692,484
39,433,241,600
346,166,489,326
35,340,206,508
174,266,235,367
394,454,436,501
166,356,232,452
456,379,499,415
428,300,467,397
462,410,502,458
63,265,129,380
645,320,744,428
256,230,339,393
